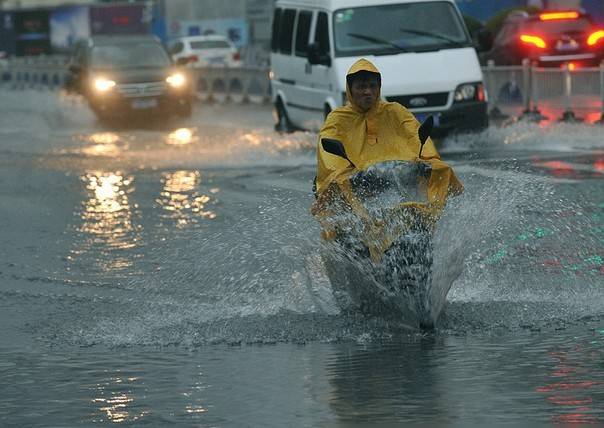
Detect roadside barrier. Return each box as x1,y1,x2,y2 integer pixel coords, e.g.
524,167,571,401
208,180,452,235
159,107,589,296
189,66,271,104
483,60,512,119
2,55,603,124
0,55,68,90
483,58,604,124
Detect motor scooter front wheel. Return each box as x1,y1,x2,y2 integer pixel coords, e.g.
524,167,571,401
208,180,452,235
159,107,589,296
382,230,434,329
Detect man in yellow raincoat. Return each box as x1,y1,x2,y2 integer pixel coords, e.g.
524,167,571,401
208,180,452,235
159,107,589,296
312,58,463,254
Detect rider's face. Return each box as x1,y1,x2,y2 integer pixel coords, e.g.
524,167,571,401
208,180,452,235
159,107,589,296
350,76,380,112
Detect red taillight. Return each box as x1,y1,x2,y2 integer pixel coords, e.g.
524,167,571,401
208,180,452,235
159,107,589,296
232,52,241,61
520,34,547,49
587,30,604,46
188,55,198,63
539,11,579,21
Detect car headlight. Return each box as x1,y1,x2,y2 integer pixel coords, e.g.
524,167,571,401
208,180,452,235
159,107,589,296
94,77,116,92
454,83,486,103
166,73,186,88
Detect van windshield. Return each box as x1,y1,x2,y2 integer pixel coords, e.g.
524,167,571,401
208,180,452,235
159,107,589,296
333,2,471,57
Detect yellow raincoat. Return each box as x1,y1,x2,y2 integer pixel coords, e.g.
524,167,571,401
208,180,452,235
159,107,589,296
312,59,463,259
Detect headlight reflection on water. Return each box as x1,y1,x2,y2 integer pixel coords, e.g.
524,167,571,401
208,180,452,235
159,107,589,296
82,132,122,157
72,171,141,272
92,377,148,424
157,170,217,227
89,133,120,145
166,128,197,146
82,172,135,233
239,131,314,154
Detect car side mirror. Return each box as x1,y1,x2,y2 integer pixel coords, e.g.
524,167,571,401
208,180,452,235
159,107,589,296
307,43,331,67
418,116,434,159
176,57,190,66
321,138,356,168
418,116,433,145
476,29,493,52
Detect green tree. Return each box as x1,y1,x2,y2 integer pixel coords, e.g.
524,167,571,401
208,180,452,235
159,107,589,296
484,6,541,37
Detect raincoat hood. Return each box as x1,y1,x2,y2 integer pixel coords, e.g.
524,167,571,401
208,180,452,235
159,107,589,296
345,58,382,112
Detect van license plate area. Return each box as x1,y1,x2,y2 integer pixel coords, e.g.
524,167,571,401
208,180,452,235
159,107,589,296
132,98,158,110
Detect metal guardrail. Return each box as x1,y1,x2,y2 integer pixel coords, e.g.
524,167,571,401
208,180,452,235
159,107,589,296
189,67,271,104
483,59,604,123
1,55,603,123
0,55,69,90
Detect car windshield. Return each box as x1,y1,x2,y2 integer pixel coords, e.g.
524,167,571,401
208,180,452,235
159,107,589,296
526,17,593,35
190,40,231,50
333,2,470,57
90,42,171,69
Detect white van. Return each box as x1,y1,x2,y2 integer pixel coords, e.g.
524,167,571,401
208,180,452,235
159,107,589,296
270,0,488,134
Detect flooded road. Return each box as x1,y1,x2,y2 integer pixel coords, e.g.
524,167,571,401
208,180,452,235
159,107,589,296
0,89,603,425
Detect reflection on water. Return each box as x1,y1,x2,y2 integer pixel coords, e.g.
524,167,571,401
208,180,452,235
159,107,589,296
531,156,604,179
239,131,310,153
156,170,217,227
241,132,262,146
92,376,148,423
89,132,120,145
327,341,446,422
183,367,209,417
91,366,209,423
69,171,141,273
80,172,137,248
537,346,602,425
82,143,121,157
81,132,122,157
166,128,197,146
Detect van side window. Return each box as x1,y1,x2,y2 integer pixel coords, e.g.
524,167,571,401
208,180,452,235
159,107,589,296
271,8,282,53
315,12,329,54
279,9,296,54
295,10,312,57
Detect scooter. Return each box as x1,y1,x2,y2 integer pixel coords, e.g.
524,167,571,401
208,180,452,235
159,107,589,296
315,117,459,329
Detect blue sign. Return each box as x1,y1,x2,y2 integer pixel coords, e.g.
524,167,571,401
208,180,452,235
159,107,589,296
0,12,16,56
50,6,90,51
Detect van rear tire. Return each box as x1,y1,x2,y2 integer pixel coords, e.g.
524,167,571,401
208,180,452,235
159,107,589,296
274,99,294,133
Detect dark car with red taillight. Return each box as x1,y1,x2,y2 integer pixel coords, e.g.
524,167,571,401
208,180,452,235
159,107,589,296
480,10,604,67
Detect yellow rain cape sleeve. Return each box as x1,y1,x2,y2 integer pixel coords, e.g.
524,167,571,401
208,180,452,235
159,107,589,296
311,58,463,259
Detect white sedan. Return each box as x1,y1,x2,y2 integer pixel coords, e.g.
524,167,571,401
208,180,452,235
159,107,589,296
169,35,242,68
